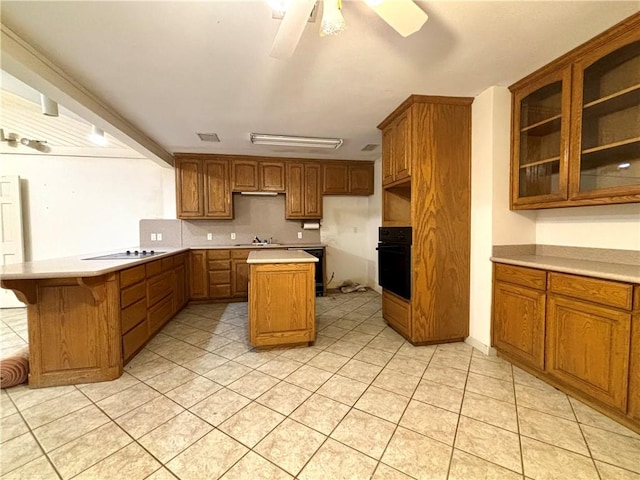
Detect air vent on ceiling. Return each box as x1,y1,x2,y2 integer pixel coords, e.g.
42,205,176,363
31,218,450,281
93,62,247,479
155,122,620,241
361,144,379,152
197,133,220,142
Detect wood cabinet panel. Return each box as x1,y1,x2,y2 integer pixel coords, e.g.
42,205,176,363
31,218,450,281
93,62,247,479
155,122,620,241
175,157,204,217
260,161,286,192
209,270,231,285
208,260,231,271
323,163,349,194
207,250,231,260
249,262,315,347
546,294,631,410
494,263,547,290
629,308,640,420
204,159,232,218
231,250,250,298
189,250,208,299
121,282,146,309
174,263,187,311
549,272,632,310
393,110,411,182
121,298,147,334
349,163,374,195
286,162,321,218
231,160,259,191
493,282,546,370
122,318,149,361
120,266,145,288
148,295,174,335
147,271,172,307
382,290,411,339
381,128,394,185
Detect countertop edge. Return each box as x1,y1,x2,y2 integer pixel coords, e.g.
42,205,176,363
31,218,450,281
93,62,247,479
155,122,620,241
491,255,640,284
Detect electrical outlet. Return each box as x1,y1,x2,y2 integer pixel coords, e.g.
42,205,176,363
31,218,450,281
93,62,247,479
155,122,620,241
207,233,213,241
157,233,163,241
231,233,236,240
297,232,303,239
150,233,157,241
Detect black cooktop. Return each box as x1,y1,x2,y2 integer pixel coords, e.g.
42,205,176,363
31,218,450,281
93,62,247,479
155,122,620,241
83,250,164,260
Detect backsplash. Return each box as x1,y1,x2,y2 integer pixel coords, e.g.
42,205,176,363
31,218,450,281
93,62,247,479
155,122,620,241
140,194,321,248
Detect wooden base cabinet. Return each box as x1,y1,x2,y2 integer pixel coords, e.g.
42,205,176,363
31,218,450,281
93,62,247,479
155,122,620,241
492,262,639,432
546,294,631,410
248,262,315,348
492,264,546,370
1,252,188,387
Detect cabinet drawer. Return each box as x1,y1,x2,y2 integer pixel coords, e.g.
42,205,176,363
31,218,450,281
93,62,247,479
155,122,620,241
208,250,230,260
120,265,145,288
121,298,147,334
148,295,174,335
161,257,174,271
146,260,162,277
210,285,231,299
208,260,231,271
382,290,411,338
147,271,173,307
123,319,149,361
121,282,146,309
209,271,231,285
495,263,546,290
173,253,187,267
231,249,251,259
549,273,632,310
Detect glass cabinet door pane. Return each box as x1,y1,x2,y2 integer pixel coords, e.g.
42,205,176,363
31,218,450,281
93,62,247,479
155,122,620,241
579,40,640,192
518,81,563,197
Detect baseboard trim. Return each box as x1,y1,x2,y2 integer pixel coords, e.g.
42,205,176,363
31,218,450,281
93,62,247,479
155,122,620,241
464,336,497,357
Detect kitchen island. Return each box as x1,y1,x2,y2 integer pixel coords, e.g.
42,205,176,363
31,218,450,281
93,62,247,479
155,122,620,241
247,250,318,349
0,249,189,387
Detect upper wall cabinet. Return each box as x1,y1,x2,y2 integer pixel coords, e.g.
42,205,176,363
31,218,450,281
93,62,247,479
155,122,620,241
381,109,411,187
231,159,286,192
175,155,233,219
510,13,640,209
322,161,374,195
286,162,322,219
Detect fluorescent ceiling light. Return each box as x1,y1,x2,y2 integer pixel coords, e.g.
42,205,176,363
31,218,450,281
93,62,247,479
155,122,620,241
365,0,428,37
250,133,343,149
89,125,107,146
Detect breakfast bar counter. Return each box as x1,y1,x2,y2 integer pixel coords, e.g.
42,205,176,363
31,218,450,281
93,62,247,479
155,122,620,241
247,250,318,348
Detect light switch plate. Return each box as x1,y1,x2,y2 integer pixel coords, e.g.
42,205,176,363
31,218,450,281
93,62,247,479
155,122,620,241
231,233,236,240
157,233,163,241
207,233,213,241
297,232,303,239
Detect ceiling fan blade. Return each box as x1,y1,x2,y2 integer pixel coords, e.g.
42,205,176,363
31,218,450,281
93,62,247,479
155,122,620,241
366,0,428,37
270,0,317,59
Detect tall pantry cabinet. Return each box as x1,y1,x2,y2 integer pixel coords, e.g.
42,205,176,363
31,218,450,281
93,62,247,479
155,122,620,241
378,95,473,344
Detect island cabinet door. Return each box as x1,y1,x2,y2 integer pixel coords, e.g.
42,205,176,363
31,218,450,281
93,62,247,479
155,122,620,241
545,294,631,410
249,263,315,347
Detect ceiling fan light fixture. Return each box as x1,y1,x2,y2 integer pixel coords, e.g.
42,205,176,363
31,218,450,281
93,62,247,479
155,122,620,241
250,133,343,149
366,0,428,37
320,0,346,37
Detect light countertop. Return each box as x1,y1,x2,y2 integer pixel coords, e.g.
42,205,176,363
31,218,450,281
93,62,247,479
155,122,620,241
0,248,189,280
491,254,640,284
247,250,319,264
185,243,325,250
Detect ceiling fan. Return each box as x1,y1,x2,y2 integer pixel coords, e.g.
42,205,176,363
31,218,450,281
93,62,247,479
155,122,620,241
270,0,429,59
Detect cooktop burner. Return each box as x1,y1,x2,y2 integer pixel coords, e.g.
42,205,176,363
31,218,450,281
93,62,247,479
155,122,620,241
83,250,164,260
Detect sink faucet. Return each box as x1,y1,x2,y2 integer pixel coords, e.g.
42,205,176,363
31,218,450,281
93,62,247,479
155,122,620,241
253,236,261,244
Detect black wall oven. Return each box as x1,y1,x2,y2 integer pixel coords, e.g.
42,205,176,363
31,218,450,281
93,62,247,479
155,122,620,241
377,226,412,300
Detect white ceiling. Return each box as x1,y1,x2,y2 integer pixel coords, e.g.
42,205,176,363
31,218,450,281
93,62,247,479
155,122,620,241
1,1,639,161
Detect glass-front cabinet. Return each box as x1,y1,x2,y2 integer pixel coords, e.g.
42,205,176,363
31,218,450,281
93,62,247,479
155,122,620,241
510,13,640,209
511,68,571,207
570,37,640,199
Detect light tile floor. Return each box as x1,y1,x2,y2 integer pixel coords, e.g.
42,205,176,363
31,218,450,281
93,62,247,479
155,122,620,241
1,292,639,479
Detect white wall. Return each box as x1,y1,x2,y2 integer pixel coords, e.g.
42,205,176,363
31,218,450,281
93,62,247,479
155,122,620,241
321,196,373,288
469,86,537,352
1,152,171,261
537,203,640,250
